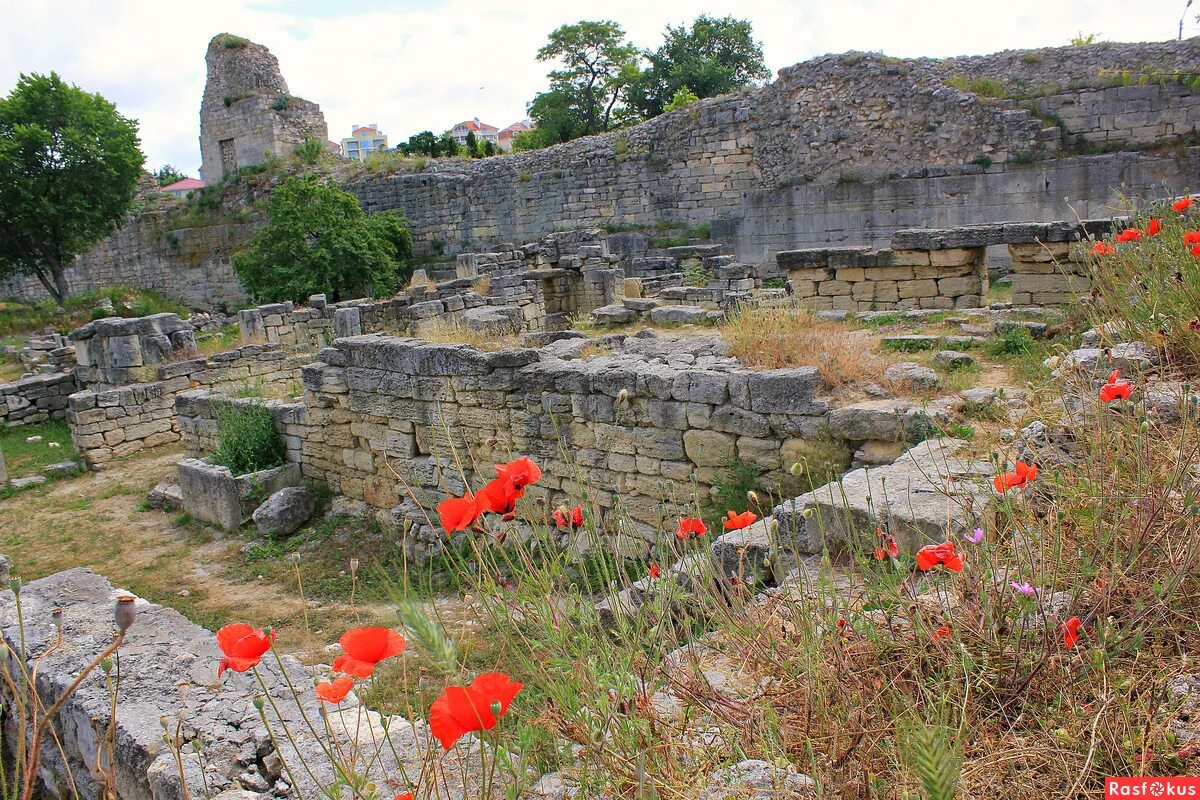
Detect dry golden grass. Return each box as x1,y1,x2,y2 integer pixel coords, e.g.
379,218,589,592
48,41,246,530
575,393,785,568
721,306,889,387
413,317,521,351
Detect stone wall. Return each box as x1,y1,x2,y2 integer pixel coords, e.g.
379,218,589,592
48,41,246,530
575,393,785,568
7,39,1198,309
68,342,307,468
778,218,1116,310
0,214,253,311
0,373,77,426
72,313,197,389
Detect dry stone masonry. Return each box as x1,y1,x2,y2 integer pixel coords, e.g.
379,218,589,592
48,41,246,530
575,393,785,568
199,34,328,183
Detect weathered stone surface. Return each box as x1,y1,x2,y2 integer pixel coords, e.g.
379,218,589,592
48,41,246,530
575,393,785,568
932,350,976,370
1054,342,1160,380
882,362,940,390
649,306,710,325
695,760,816,800
827,399,942,442
774,438,992,554
9,475,46,490
251,485,316,537
590,304,637,325
460,304,523,334
0,568,504,800
178,458,302,532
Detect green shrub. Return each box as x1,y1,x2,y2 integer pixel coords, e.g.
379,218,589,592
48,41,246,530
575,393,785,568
987,327,1034,356
217,34,250,49
292,136,324,165
971,155,993,168
271,94,291,112
714,459,760,515
211,401,285,475
663,86,699,113
232,175,413,303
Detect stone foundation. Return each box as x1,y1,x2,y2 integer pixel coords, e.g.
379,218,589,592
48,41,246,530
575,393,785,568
0,373,77,427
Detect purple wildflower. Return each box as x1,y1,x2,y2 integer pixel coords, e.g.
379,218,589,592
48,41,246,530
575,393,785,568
1010,581,1036,597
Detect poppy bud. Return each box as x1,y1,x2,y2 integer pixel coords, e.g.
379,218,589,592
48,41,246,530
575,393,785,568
349,558,360,576
490,701,503,717
100,658,113,674
160,715,170,731
114,595,137,634
802,508,814,518
253,696,265,711
9,577,22,594
289,552,302,564
262,625,274,637
747,490,759,505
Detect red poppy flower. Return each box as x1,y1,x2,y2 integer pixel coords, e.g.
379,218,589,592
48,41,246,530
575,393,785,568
932,624,952,641
1063,616,1083,648
648,562,661,578
722,509,758,530
429,672,522,750
476,477,520,519
873,529,900,560
332,627,406,678
675,517,707,540
438,493,478,533
1144,218,1164,236
315,676,355,704
1089,241,1115,256
1175,197,1194,212
914,541,965,572
1115,228,1142,243
495,456,541,489
1185,230,1200,245
553,505,584,530
1192,244,1200,257
993,460,1038,493
216,624,275,677
396,794,414,800
1099,369,1134,403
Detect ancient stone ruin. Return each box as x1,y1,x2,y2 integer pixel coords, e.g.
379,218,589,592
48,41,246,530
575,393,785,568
199,33,328,182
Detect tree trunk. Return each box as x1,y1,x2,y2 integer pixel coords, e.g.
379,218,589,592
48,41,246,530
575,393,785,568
51,259,69,304
32,263,63,305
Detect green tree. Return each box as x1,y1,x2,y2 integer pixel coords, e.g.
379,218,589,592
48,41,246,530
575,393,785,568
482,139,497,156
627,15,769,118
465,129,479,157
436,132,461,157
155,164,187,186
529,20,640,144
401,131,438,156
232,175,413,304
0,72,143,302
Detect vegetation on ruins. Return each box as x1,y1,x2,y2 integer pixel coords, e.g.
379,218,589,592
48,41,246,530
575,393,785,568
0,72,143,303
231,175,413,303
626,14,771,118
0,286,187,337
396,130,462,158
521,15,768,148
211,400,285,476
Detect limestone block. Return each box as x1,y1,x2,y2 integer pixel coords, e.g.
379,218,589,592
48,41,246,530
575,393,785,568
929,248,981,266
683,429,736,466
817,280,852,296
897,279,938,299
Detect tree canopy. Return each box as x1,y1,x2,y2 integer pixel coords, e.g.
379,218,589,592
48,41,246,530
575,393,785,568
524,15,769,148
154,164,187,186
0,72,144,302
232,175,413,304
628,15,770,118
527,20,640,146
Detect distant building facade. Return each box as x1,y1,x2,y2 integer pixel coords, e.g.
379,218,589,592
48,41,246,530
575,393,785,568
450,118,499,148
341,124,388,160
497,120,534,151
160,177,206,199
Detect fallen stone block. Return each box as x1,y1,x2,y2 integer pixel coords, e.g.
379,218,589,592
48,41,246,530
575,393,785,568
252,486,317,537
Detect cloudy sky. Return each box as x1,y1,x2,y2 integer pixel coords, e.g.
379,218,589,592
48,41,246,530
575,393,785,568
2,0,1197,175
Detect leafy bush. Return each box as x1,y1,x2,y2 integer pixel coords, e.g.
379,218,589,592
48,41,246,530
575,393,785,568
217,34,250,48
663,86,699,112
987,326,1034,357
271,94,291,112
232,176,413,303
211,401,284,475
291,136,324,165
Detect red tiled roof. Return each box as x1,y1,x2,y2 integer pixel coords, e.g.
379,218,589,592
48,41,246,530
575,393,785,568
161,178,205,192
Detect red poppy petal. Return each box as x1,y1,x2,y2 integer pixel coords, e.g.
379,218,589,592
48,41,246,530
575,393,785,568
429,693,470,750
316,676,355,704
468,672,522,721
340,627,406,663
332,655,376,678
216,623,255,656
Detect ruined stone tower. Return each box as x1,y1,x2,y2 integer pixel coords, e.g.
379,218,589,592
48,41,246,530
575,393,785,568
199,33,328,183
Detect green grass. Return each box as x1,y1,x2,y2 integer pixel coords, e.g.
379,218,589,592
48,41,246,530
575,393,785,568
0,420,75,497
0,287,188,337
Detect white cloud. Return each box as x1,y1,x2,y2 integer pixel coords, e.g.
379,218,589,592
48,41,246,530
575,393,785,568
0,0,1193,173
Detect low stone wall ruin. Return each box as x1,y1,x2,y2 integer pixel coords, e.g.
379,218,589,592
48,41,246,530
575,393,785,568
0,373,77,427
780,218,1115,310
68,343,307,468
